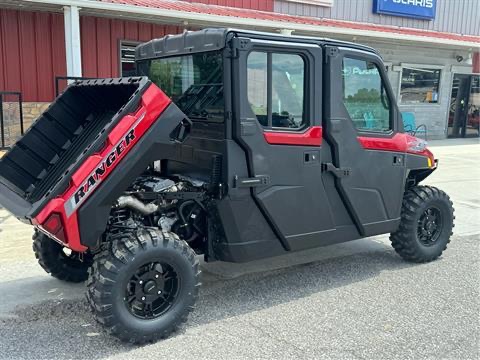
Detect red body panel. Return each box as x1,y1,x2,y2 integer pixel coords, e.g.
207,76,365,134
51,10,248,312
358,132,435,163
264,126,322,146
263,127,433,162
33,85,171,252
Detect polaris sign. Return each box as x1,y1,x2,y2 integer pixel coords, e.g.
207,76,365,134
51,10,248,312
373,0,436,20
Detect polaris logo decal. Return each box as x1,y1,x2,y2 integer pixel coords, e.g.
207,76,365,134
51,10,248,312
392,0,433,8
373,0,436,19
64,112,145,217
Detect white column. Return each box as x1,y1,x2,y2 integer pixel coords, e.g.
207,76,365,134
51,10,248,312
64,5,82,77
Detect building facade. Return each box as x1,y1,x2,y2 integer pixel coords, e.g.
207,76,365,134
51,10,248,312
275,0,480,139
0,0,478,142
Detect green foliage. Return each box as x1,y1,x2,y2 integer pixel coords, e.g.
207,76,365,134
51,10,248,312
345,88,381,103
148,60,182,98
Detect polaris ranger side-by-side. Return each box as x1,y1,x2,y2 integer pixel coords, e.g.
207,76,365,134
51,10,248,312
0,29,454,343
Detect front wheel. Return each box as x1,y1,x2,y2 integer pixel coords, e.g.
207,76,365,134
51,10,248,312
86,228,200,344
390,185,454,263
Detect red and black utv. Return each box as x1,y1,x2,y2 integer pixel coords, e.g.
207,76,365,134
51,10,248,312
0,29,454,343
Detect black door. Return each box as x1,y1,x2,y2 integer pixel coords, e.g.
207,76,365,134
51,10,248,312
322,46,406,238
232,37,336,251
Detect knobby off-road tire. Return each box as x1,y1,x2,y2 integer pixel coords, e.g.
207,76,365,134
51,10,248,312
32,230,92,283
86,228,200,344
390,185,454,263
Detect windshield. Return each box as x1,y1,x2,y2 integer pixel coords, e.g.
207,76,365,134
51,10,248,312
139,51,224,122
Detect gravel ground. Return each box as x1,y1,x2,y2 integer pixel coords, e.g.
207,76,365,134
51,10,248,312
0,139,478,360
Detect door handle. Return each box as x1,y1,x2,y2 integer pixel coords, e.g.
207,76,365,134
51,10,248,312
322,163,351,178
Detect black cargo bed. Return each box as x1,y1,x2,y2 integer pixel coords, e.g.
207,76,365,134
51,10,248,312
0,77,151,217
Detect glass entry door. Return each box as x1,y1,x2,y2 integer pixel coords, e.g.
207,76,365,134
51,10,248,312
448,74,480,138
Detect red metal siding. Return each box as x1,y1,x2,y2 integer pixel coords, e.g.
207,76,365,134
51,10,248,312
474,52,480,74
96,17,112,78
80,17,182,78
0,9,66,102
35,13,53,102
81,17,97,78
110,19,125,79
185,0,274,11
19,12,37,102
1,9,21,98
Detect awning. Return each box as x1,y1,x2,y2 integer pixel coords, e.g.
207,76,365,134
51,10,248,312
13,0,480,48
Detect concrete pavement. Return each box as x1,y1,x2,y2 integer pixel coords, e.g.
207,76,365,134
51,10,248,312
0,139,478,359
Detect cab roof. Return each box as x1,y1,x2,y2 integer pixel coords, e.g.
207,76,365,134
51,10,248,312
135,28,379,61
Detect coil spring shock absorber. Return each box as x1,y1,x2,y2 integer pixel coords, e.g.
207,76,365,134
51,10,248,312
108,208,131,235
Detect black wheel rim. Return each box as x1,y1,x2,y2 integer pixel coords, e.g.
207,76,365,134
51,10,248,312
125,262,180,320
417,206,443,246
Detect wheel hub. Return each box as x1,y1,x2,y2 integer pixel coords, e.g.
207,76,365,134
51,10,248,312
425,219,436,232
143,280,157,294
417,206,443,246
124,262,179,319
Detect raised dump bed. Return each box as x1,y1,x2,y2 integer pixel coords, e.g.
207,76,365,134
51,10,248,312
0,77,151,215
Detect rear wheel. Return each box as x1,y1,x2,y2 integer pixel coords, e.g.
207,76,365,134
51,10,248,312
86,228,200,344
32,230,92,283
390,185,454,263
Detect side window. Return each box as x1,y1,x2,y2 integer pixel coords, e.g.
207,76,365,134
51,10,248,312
272,54,305,128
247,51,306,129
247,52,268,126
342,57,391,133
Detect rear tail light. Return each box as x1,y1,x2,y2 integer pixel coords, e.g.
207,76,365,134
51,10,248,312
41,213,67,243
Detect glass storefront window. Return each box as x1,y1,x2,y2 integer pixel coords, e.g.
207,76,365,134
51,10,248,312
400,67,441,104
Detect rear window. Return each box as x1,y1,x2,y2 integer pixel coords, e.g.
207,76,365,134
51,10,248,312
139,51,224,122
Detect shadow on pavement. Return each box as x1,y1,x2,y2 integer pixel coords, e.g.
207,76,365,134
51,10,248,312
0,243,418,359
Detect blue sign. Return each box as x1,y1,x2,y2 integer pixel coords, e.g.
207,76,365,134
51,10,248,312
373,0,436,20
